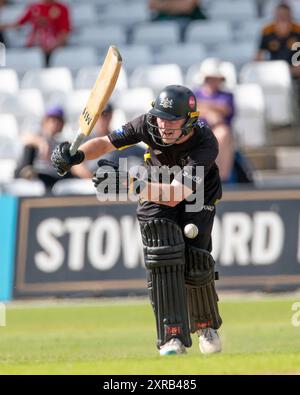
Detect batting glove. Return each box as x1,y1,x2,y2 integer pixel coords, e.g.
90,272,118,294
51,142,85,176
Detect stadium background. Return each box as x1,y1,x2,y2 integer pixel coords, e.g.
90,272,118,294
0,0,300,375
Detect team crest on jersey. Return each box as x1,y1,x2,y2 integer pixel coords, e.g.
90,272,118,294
160,97,173,109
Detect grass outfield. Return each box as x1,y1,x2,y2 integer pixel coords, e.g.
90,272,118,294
0,297,300,374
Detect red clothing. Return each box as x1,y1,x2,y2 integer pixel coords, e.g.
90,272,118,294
16,1,71,50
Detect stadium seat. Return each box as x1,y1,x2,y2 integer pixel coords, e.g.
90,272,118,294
52,179,95,196
63,90,91,120
214,40,257,70
130,64,183,94
75,66,128,92
5,48,45,74
253,172,300,188
1,179,46,196
49,47,99,72
0,69,19,94
71,4,98,28
21,67,73,95
185,21,233,47
132,22,181,48
207,0,257,21
116,88,155,120
276,147,300,172
73,25,127,49
0,4,26,23
118,45,153,72
185,61,237,92
5,26,30,48
98,2,149,26
0,89,45,120
240,61,295,126
20,117,42,136
155,44,207,70
0,159,17,182
110,108,127,130
0,4,30,47
233,83,267,147
0,114,19,137
0,114,21,159
236,18,269,42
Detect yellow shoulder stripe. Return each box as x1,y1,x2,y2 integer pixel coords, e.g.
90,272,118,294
117,144,135,151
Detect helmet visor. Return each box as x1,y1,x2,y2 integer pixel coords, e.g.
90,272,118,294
149,107,185,121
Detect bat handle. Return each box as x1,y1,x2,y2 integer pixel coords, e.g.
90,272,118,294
69,129,86,156
56,129,85,177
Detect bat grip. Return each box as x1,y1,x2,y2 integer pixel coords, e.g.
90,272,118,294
57,130,85,177
69,129,85,156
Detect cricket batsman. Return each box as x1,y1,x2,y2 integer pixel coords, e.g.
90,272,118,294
51,85,223,356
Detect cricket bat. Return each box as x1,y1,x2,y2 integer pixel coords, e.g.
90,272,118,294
69,45,122,156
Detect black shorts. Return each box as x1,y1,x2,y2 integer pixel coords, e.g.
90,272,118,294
137,200,216,252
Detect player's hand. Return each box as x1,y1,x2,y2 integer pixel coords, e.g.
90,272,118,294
93,159,147,195
128,166,147,195
51,142,85,176
92,159,122,193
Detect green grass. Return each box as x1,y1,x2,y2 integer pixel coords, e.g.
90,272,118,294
0,297,300,374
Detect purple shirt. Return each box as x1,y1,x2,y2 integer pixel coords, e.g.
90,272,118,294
194,88,235,127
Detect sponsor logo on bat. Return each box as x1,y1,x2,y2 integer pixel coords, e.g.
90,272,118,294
82,107,93,125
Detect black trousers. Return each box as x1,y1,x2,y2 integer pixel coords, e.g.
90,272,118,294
137,199,215,251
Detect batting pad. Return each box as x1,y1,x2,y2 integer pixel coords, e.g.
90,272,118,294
185,246,222,332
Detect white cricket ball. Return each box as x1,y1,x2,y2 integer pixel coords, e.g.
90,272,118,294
184,223,199,239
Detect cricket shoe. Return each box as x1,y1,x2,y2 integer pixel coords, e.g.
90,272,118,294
159,338,186,356
197,328,222,354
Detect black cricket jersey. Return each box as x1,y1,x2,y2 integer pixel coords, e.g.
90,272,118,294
108,114,222,205
259,22,300,65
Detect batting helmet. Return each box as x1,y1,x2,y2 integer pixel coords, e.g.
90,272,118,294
147,85,199,147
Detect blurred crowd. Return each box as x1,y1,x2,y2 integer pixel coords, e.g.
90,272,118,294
1,0,300,192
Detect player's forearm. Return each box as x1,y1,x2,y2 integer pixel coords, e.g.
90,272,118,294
140,182,183,207
71,163,92,179
79,136,115,160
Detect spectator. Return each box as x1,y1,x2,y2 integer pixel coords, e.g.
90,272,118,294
194,58,253,184
256,2,300,79
0,0,71,66
16,105,75,188
75,103,145,178
194,58,235,182
149,0,206,23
